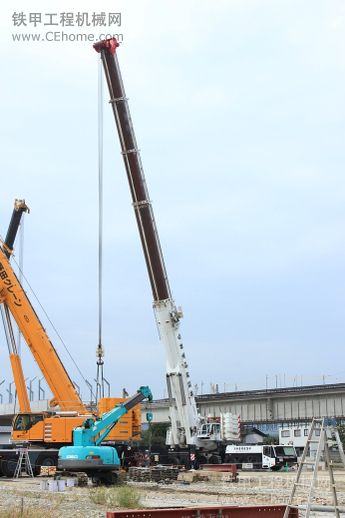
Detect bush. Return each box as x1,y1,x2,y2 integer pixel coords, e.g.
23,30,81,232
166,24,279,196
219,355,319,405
116,486,141,508
337,424,345,446
89,487,108,505
0,506,47,518
89,485,141,509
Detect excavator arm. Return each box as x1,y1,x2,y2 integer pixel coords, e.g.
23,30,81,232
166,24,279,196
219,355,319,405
73,386,152,447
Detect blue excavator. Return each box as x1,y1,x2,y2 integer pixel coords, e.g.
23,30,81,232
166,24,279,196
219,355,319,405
58,386,152,484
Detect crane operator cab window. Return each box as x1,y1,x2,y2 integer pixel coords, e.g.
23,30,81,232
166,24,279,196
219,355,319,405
211,423,221,434
198,422,221,438
13,413,44,431
199,424,208,436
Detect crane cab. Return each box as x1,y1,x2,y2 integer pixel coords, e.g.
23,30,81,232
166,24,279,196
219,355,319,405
12,412,86,445
12,412,46,442
197,421,222,442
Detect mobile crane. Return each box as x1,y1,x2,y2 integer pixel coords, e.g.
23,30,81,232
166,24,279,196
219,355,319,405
58,386,152,484
94,39,240,465
0,202,142,477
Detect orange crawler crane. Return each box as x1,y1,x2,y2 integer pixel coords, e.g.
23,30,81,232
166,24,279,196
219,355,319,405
0,201,141,477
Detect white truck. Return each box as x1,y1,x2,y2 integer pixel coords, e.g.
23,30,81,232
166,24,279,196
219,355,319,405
225,444,297,470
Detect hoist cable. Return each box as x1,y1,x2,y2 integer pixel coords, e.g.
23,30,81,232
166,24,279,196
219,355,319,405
96,55,105,402
98,55,104,350
0,305,12,355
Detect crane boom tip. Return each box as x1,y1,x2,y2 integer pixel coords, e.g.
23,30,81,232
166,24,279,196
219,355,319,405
93,38,119,55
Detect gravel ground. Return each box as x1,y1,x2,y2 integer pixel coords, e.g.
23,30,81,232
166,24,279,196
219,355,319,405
0,470,344,517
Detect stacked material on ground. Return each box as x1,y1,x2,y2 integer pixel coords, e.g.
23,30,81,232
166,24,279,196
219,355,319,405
128,465,180,483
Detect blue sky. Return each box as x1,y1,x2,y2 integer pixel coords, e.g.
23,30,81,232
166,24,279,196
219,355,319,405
0,1,344,402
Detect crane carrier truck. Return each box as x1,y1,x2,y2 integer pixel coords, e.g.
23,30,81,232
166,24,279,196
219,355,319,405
94,38,240,466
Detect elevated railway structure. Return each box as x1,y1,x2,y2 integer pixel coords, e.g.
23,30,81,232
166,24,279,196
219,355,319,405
143,383,345,432
0,383,344,438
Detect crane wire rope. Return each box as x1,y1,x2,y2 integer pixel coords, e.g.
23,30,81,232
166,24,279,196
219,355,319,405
96,55,105,401
98,55,104,351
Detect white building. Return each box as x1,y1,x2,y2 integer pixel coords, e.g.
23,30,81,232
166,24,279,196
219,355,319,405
279,423,324,456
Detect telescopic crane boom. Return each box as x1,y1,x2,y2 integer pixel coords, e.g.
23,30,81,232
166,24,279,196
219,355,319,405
94,38,200,449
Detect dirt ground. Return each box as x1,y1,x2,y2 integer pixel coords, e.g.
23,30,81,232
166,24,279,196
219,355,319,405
0,469,345,517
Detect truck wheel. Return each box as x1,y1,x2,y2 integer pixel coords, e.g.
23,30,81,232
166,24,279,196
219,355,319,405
92,471,118,486
103,471,118,485
91,475,101,486
209,455,220,464
34,454,57,476
169,456,180,466
3,456,19,478
198,455,207,465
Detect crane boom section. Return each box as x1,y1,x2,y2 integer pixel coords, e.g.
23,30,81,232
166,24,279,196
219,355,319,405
0,247,86,412
10,353,30,412
4,199,30,258
94,39,170,303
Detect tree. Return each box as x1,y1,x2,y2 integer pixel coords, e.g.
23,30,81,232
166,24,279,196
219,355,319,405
337,423,345,447
263,435,279,445
140,422,169,448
